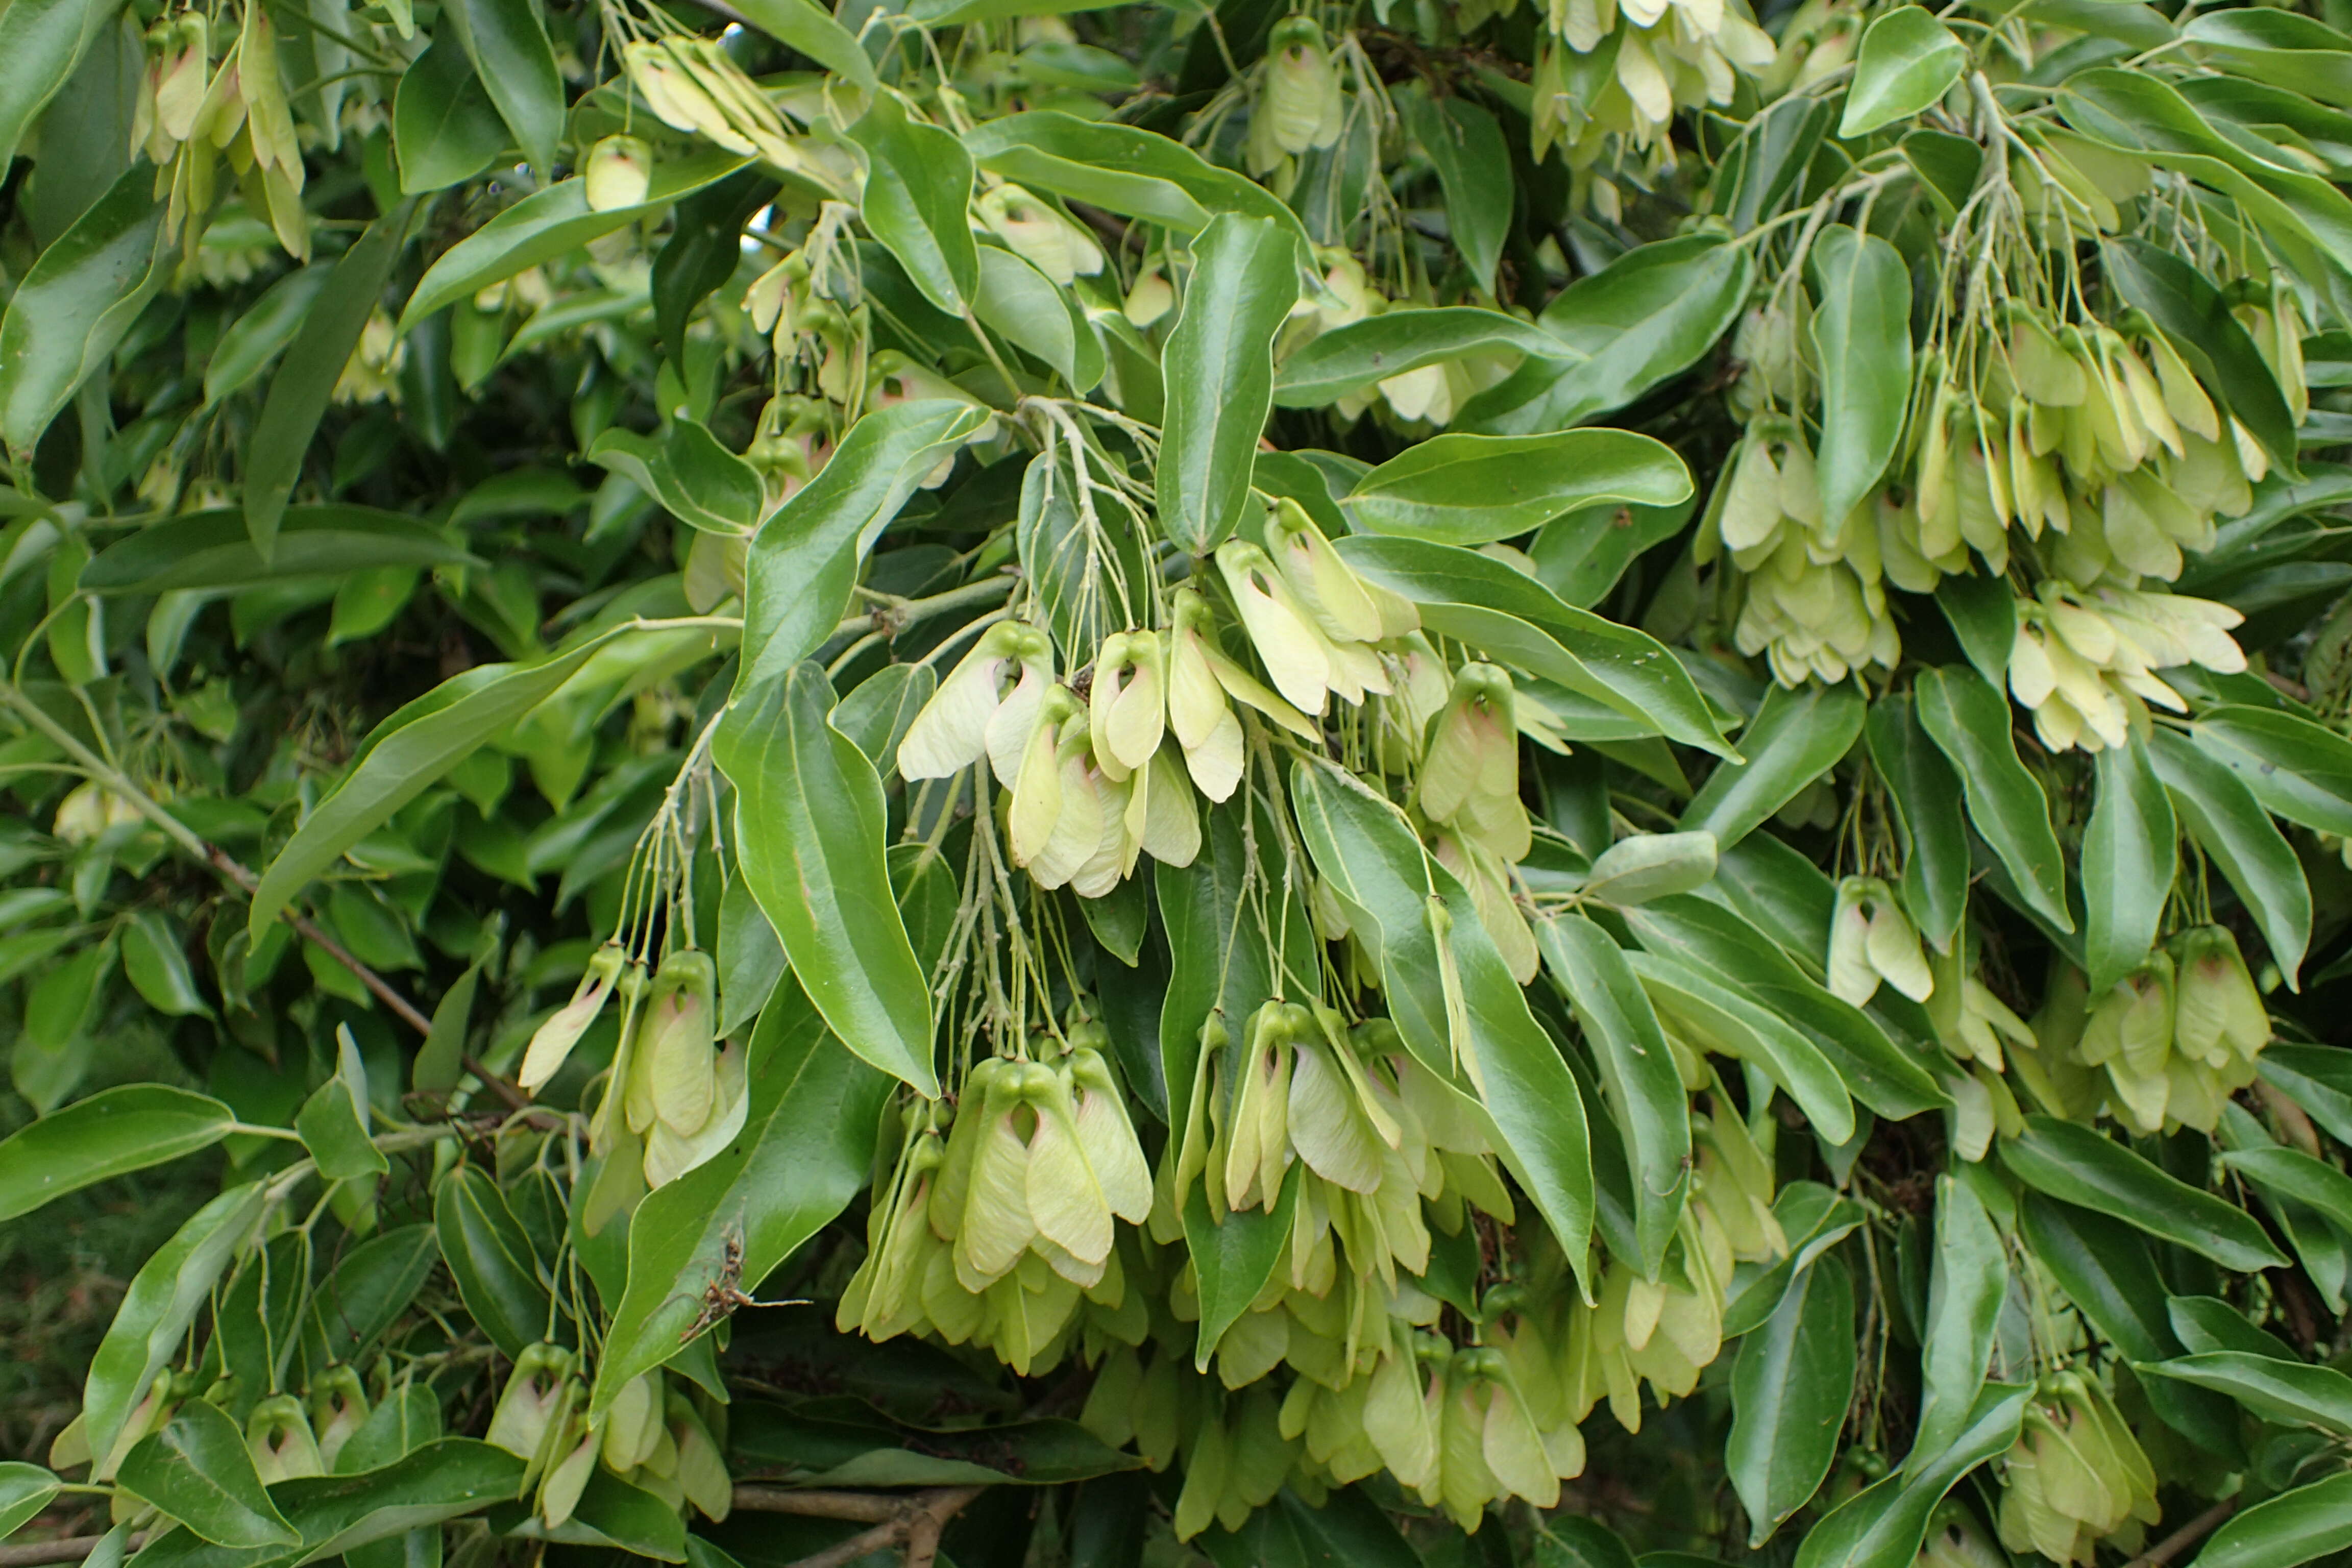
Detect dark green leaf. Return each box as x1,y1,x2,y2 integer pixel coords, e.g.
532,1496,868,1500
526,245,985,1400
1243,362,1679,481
1344,429,1692,545
2194,1472,2352,1568
1906,1177,2004,1474
0,1084,236,1223
1399,89,1510,294
0,165,166,459
2103,236,2301,473
432,1165,549,1360
1273,309,1571,407
594,982,887,1413
1792,1383,2030,1568
1156,213,1298,554
1730,1254,1854,1545
1807,225,1912,530
84,508,477,594
2082,736,2176,993
2190,704,2352,839
116,1403,297,1548
2001,1116,2287,1272
715,663,936,1095
850,94,978,314
439,0,561,173
1864,697,1970,951
2148,727,2311,982
392,34,505,193
1680,682,1863,850
244,206,413,561
2138,1351,2352,1433
1914,666,2071,933
1839,8,1967,137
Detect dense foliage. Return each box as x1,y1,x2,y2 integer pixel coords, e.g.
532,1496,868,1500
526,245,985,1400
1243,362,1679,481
11,0,2352,1563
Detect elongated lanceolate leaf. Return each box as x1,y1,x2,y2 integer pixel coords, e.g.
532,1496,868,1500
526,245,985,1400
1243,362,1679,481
116,1403,299,1548
1344,429,1691,544
2082,736,2176,993
2149,727,2311,982
716,663,937,1096
2002,1116,2288,1271
1906,1177,2005,1474
1680,682,1863,849
1807,225,1911,532
1156,214,1298,554
1729,1254,1854,1544
2195,1473,2352,1568
0,165,165,460
1914,667,2072,933
0,1085,235,1223
851,94,978,314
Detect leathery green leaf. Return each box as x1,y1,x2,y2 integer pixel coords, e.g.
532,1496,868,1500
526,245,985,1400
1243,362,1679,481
1806,225,1912,531
850,93,979,315
1289,757,1594,1287
1839,8,1967,137
0,1085,235,1224
594,980,887,1415
2149,726,2311,983
2194,1472,2352,1568
0,165,166,460
1344,429,1692,545
1155,213,1299,555
1914,666,2072,933
2136,1351,2352,1433
1729,1254,1854,1545
1863,696,1970,951
2081,736,2176,993
84,1184,266,1468
1793,1383,2030,1568
115,1402,298,1548
2000,1116,2288,1272
439,0,562,174
715,662,937,1096
0,1463,58,1539
432,1164,549,1360
1680,682,1863,850
1536,913,1687,1275
1905,1176,2005,1475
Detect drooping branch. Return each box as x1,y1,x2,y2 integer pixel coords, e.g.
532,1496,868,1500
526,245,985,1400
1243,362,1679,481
734,1485,987,1568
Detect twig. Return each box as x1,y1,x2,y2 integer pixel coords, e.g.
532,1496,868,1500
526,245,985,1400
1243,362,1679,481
2123,1498,2237,1567
0,685,527,1112
735,1486,985,1568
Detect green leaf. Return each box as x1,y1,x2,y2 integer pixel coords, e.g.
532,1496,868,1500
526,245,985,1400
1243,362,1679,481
731,0,873,87
0,0,121,173
1344,429,1692,545
120,911,210,1018
2102,236,2301,473
2001,1116,2288,1272
2184,9,2352,104
1906,1177,2004,1475
1839,8,1967,138
2017,1192,2241,1456
432,1165,549,1360
244,206,413,561
1863,697,1969,951
961,111,1305,241
1729,1254,1854,1546
296,1027,387,1182
0,1463,56,1540
412,959,481,1095
1186,1166,1300,1369
738,399,988,692
1156,213,1300,555
85,1184,266,1467
1914,666,2071,933
2148,727,2311,983
204,265,332,404
392,34,506,194
1680,682,1863,850
306,1224,439,1367
716,663,937,1096
1459,236,1753,435
1528,494,1695,609
1399,89,1510,295
116,1403,298,1548
84,508,477,595
2222,1146,2352,1237
1724,1184,1866,1336
0,1084,236,1224
1580,830,1719,907
2081,736,2176,993
248,632,618,940
398,151,748,329
1792,1383,2030,1568
1535,913,1688,1275
128,1440,527,1568
1155,803,1313,1152
1620,896,1948,1119
1334,535,1731,756
850,94,979,315
1806,225,1912,532
974,243,1101,391
439,0,561,174
2190,704,2352,839
1934,573,2016,690
2258,1047,2352,1146
1273,308,1572,407
594,981,887,1414
2194,1472,2352,1568
1626,949,1855,1144
0,164,166,460
1290,757,1595,1284
584,423,763,534
2138,1351,2352,1433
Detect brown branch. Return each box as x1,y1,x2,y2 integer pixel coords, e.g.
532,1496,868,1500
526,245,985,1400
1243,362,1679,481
2123,1498,2237,1568
736,1486,985,1568
0,683,527,1112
